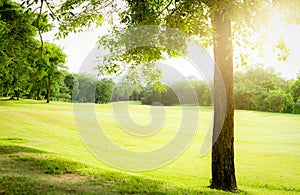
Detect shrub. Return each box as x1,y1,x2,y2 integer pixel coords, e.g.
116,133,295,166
293,100,300,114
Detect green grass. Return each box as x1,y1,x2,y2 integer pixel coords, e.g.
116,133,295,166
0,99,299,194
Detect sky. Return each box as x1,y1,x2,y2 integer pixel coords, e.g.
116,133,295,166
43,18,300,81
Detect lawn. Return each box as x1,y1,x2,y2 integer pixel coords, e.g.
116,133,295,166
0,99,299,194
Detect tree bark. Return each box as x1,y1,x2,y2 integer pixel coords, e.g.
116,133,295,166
211,10,237,191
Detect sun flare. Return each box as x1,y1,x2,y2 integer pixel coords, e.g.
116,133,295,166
233,5,300,77
262,8,286,44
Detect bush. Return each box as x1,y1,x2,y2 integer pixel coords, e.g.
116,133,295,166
281,93,294,113
263,90,294,113
264,90,285,112
293,100,300,114
234,80,257,110
141,86,179,106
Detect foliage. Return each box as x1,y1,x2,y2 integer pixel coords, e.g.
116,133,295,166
70,74,115,104
234,66,296,113
294,100,300,114
18,0,112,39
111,82,131,102
0,0,66,103
36,43,67,103
72,74,97,103
291,73,300,102
95,78,115,104
0,0,39,99
140,80,212,106
138,66,298,114
234,80,256,110
264,90,294,113
63,73,78,97
141,85,179,106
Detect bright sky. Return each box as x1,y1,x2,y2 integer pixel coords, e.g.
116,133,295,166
43,14,300,80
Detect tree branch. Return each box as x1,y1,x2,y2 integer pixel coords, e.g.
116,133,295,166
156,0,174,18
44,0,59,21
36,0,44,59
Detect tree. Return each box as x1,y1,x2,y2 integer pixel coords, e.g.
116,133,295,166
101,0,298,190
29,52,48,100
111,83,131,102
97,1,239,189
0,0,39,99
210,9,237,190
95,78,115,104
294,100,300,114
291,74,300,103
73,74,97,103
233,65,290,112
234,80,256,110
140,80,212,107
141,85,178,106
0,0,54,100
235,72,298,112
264,90,294,112
99,0,240,190
191,80,212,106
64,73,78,97
36,43,66,103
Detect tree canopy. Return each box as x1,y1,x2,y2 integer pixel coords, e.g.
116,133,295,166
0,0,39,99
0,0,66,102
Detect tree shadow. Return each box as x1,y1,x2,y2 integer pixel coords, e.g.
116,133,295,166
0,142,45,155
0,143,238,194
0,98,47,104
0,98,16,101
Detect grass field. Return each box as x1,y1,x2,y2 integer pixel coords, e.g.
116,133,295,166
0,99,299,194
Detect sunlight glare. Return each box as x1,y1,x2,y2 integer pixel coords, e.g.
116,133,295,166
262,7,286,44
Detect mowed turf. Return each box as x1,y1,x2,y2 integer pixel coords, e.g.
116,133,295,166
0,99,299,194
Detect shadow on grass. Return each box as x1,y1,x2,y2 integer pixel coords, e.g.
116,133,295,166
0,143,237,195
0,143,44,155
0,98,47,105
0,138,30,144
0,98,16,101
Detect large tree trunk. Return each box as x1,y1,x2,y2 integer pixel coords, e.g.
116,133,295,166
211,10,237,191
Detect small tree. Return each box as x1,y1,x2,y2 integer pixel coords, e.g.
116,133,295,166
37,43,67,103
95,79,115,104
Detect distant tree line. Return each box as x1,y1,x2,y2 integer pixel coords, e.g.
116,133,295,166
33,65,300,114
2,60,300,114
139,65,300,114
233,65,300,114
140,81,212,106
